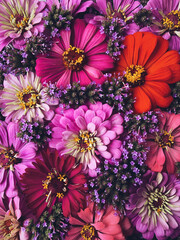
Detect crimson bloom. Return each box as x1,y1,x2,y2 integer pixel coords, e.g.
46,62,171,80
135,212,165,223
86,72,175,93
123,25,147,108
115,32,180,113
146,111,180,173
21,149,87,218
36,19,114,87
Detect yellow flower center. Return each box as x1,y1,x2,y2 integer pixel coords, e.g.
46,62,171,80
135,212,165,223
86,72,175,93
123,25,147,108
10,14,29,30
42,169,68,207
16,85,39,110
124,65,146,87
0,147,19,170
162,10,180,31
81,224,96,240
156,130,174,149
106,2,128,21
63,45,85,70
74,130,97,153
0,213,20,239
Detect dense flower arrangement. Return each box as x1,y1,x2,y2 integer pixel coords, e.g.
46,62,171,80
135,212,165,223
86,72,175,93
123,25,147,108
0,0,179,239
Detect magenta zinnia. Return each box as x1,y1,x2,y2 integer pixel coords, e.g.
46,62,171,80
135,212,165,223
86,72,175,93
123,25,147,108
126,171,180,240
66,202,125,240
35,19,114,87
21,149,87,218
49,102,123,176
0,0,46,50
146,111,180,173
0,121,37,198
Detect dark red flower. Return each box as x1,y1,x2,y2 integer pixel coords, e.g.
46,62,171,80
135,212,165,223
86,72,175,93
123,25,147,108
21,149,87,218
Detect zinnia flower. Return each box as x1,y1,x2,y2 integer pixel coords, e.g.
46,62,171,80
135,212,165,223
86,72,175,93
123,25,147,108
0,72,54,122
115,32,180,113
126,171,180,240
21,149,87,218
66,202,125,240
35,19,114,87
0,196,29,240
46,0,93,16
146,111,180,173
90,0,141,34
143,0,180,51
49,102,123,176
0,0,46,50
0,121,37,198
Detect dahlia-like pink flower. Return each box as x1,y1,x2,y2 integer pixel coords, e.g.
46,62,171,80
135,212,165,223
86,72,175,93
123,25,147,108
89,0,141,34
46,0,93,15
0,121,37,198
0,0,46,50
66,202,125,240
126,171,180,240
146,111,180,174
0,72,54,122
21,149,87,218
0,196,29,240
35,19,114,87
142,0,180,50
49,102,123,176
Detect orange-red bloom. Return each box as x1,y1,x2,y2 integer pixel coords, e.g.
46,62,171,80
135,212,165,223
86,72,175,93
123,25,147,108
115,32,180,113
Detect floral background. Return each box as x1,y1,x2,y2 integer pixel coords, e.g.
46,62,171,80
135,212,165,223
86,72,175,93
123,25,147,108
0,0,179,239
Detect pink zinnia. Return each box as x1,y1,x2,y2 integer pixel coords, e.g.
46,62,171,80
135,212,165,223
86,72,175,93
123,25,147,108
21,149,87,218
0,121,37,198
49,102,123,176
146,111,180,173
0,196,29,240
66,202,125,240
0,0,46,50
36,19,114,87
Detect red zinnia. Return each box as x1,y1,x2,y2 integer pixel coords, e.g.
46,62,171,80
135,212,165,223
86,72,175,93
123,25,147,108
21,149,87,218
115,32,180,113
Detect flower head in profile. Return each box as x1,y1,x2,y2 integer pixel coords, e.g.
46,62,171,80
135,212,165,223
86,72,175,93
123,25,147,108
143,0,180,50
0,196,29,240
0,0,46,50
126,171,180,240
0,121,37,198
146,111,180,173
36,19,114,87
66,202,125,240
115,32,180,113
49,102,123,176
21,149,87,218
0,72,54,122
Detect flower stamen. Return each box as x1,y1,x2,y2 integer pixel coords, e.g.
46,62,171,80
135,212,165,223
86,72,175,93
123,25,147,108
162,10,180,31
156,130,174,149
81,224,96,240
124,65,146,87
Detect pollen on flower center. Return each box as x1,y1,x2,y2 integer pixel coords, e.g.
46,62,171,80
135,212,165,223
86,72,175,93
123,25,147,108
0,147,20,169
16,85,39,110
10,14,29,30
124,65,146,87
42,169,68,206
74,130,97,153
63,45,85,70
147,189,169,215
0,215,20,238
106,2,127,21
156,130,174,149
81,224,96,240
162,10,180,31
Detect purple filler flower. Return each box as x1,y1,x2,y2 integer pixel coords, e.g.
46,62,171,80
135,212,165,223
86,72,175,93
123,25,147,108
49,102,123,176
126,170,180,240
0,0,46,50
142,0,180,50
0,121,37,198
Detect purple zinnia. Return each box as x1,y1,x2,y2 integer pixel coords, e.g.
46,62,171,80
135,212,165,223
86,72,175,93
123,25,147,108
89,0,141,34
142,0,180,50
0,121,37,198
49,102,123,176
0,0,46,50
126,170,180,240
